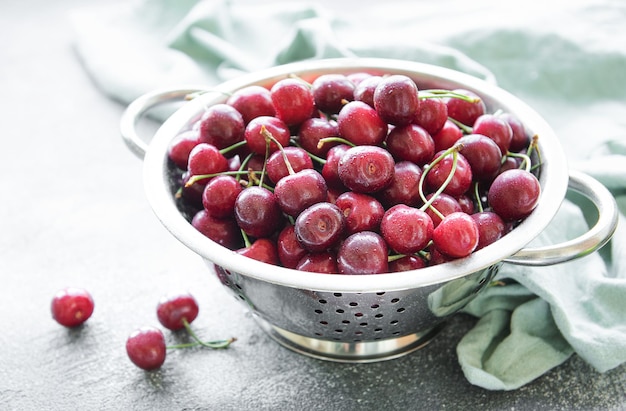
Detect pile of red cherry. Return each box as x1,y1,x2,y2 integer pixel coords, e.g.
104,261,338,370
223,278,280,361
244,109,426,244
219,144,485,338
169,71,541,274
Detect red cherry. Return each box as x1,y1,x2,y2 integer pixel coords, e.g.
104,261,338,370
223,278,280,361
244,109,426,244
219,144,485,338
373,74,420,126
156,292,199,331
271,78,315,126
311,74,355,114
197,103,245,150
337,231,389,274
51,287,94,328
445,89,485,126
488,169,541,221
226,85,276,124
432,212,479,258
389,255,426,272
237,238,280,265
335,191,385,234
296,251,339,274
380,204,433,254
337,101,388,146
126,326,166,371
338,145,395,194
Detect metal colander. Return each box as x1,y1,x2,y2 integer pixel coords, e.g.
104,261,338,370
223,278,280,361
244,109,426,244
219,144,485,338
121,58,619,362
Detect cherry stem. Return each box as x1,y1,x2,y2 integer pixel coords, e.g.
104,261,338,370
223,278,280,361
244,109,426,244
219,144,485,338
261,125,295,175
317,136,355,149
447,117,474,134
473,181,484,213
506,151,532,173
420,89,482,103
219,140,247,156
241,229,252,248
185,170,261,187
166,318,236,350
291,139,327,165
418,145,462,220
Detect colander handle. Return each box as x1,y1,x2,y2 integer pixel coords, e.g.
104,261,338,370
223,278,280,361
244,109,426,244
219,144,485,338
120,88,205,159
504,170,619,266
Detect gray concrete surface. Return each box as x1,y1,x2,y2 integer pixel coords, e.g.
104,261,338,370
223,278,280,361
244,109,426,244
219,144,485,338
1,0,625,409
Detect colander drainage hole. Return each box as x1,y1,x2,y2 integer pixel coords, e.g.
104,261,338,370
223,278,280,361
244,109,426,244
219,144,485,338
397,307,406,313
336,309,344,314
375,314,383,319
371,304,380,309
390,298,400,303
315,309,323,314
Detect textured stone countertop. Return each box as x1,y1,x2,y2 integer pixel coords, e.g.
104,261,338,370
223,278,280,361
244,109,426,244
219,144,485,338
1,0,625,410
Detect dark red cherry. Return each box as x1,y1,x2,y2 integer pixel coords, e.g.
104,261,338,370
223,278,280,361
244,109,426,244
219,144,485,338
338,145,395,194
445,89,485,126
274,169,328,217
168,129,201,170
488,169,541,221
471,211,507,250
237,238,280,265
51,287,94,328
321,144,351,190
337,101,388,146
192,210,242,250
294,202,346,252
271,78,315,126
472,114,513,155
296,251,338,274
266,146,314,184
500,112,531,152
352,75,383,107
377,161,423,208
432,120,463,152
297,117,339,157
423,193,463,228
202,175,243,218
337,231,388,274
277,224,308,269
126,326,166,371
385,124,435,167
335,191,385,234
244,116,291,155
425,150,473,197
197,103,245,150
234,186,284,238
373,74,419,126
226,85,276,124
187,143,229,184
389,255,426,272
380,204,433,254
455,134,503,182
311,74,355,114
413,97,448,135
432,212,479,258
156,292,199,331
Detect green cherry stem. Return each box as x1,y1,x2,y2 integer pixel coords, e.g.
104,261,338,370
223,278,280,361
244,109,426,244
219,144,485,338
185,170,260,187
218,140,247,156
419,89,482,103
291,139,327,165
317,136,355,149
418,144,462,221
261,125,295,175
447,117,474,134
166,318,236,350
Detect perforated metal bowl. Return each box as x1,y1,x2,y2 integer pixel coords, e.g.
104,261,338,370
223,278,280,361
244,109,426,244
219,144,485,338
121,58,618,362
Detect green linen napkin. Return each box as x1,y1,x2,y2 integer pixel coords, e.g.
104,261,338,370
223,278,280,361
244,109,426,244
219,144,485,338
70,0,626,390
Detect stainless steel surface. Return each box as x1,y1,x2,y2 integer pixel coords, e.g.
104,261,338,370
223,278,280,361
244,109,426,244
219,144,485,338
125,58,618,361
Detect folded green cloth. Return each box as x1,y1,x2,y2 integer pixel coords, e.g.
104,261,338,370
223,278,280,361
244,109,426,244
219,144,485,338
70,0,626,390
